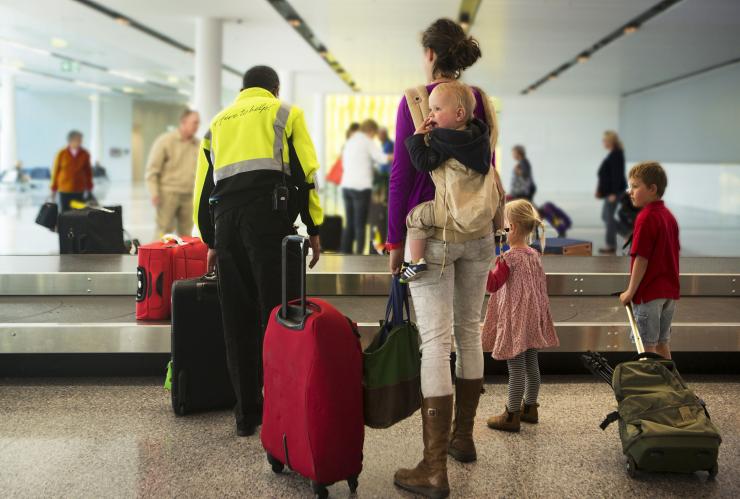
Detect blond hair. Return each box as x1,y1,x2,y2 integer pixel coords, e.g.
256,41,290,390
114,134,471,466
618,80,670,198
603,130,623,150
433,81,475,122
505,199,546,251
629,161,668,198
359,119,379,134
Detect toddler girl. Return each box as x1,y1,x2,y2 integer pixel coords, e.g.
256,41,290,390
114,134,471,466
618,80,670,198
482,199,559,432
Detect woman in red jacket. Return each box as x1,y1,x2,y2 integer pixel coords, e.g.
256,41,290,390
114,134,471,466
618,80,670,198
51,130,93,212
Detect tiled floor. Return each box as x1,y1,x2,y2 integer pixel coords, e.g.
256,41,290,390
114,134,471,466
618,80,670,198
0,376,737,498
2,181,739,256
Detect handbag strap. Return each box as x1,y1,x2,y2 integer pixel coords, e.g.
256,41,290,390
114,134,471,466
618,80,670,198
385,275,410,327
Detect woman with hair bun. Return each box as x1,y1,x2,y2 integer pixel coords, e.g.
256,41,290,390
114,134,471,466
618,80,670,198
387,18,505,499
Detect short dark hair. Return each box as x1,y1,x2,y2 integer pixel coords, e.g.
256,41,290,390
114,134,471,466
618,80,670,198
67,130,82,142
242,65,280,94
629,161,668,198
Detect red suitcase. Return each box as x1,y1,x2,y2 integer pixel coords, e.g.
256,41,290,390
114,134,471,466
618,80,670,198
261,236,364,498
136,235,208,320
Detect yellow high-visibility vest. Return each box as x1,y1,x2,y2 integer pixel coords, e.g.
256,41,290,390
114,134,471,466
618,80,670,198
193,87,323,238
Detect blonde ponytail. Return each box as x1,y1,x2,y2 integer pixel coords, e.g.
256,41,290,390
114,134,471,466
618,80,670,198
504,199,546,251
537,220,546,252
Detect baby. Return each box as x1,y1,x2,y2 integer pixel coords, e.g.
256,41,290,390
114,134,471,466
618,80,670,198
400,81,492,283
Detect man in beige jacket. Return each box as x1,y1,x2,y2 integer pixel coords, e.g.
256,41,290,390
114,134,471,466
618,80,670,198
146,109,200,237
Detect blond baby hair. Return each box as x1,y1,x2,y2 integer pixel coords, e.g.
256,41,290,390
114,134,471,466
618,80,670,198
433,81,476,123
505,199,546,252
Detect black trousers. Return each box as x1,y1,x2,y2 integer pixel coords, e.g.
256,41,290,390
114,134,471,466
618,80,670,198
214,199,300,426
59,192,84,212
341,188,372,254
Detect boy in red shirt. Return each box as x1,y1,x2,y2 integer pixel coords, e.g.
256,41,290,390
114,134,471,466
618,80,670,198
619,161,680,359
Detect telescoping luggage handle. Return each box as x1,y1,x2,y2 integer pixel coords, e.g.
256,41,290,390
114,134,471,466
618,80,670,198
278,235,310,330
624,303,646,356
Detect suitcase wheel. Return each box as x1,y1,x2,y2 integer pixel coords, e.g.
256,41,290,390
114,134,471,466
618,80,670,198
347,475,359,493
266,453,284,474
311,481,328,499
708,463,718,479
626,455,638,478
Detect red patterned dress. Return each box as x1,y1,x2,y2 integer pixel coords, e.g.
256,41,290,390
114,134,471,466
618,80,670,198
481,247,559,360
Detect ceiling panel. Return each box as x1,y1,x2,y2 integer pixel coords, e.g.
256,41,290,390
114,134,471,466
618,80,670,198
0,0,737,99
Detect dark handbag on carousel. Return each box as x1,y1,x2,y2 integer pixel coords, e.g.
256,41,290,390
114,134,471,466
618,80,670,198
35,201,58,231
362,276,422,429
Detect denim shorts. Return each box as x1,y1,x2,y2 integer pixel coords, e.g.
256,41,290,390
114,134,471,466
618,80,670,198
632,299,677,346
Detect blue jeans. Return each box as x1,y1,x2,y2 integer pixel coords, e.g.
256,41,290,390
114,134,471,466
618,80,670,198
341,188,371,254
602,199,618,249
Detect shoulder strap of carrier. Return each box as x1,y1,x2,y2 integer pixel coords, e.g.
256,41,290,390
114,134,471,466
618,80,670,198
404,85,430,130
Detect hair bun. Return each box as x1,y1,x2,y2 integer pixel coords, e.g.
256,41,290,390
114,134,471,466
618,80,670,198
453,36,481,68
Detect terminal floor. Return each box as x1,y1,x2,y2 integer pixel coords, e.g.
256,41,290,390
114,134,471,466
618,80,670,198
1,376,738,498
2,182,740,257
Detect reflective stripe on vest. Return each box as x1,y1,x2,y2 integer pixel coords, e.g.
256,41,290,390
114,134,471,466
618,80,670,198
212,102,291,183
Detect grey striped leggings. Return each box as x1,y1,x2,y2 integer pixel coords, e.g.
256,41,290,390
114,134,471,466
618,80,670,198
506,349,541,412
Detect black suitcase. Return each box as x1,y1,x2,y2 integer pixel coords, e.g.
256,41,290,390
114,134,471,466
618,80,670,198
320,215,343,252
58,205,127,254
170,274,235,415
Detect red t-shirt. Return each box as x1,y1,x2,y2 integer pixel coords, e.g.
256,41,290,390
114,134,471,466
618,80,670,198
630,200,680,304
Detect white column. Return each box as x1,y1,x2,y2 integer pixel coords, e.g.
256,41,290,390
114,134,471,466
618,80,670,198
0,69,17,172
312,92,325,174
89,94,103,166
278,70,294,104
194,18,223,137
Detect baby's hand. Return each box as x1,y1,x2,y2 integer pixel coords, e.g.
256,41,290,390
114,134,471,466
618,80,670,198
414,117,433,135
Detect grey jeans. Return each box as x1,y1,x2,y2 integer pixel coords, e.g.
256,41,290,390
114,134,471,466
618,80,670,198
409,234,495,397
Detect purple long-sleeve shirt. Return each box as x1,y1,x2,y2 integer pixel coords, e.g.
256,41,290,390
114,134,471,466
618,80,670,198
387,83,494,247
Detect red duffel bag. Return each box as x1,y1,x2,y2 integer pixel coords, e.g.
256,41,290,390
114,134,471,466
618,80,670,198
261,236,364,498
136,235,208,320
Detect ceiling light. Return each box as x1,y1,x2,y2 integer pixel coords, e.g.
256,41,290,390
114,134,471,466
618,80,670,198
167,75,179,84
459,13,471,31
177,89,191,96
109,69,147,83
122,86,136,93
0,39,52,57
577,53,590,64
624,25,638,35
75,80,112,92
50,37,68,48
115,17,131,26
288,17,301,28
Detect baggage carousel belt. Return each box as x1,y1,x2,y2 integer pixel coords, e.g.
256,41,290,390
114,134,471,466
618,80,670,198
2,256,738,297
1,295,738,325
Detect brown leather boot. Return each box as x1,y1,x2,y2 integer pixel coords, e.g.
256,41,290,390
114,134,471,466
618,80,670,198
487,407,520,432
520,403,539,424
394,395,453,499
448,378,483,463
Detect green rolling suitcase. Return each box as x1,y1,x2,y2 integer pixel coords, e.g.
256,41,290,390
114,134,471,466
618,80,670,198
583,304,721,478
